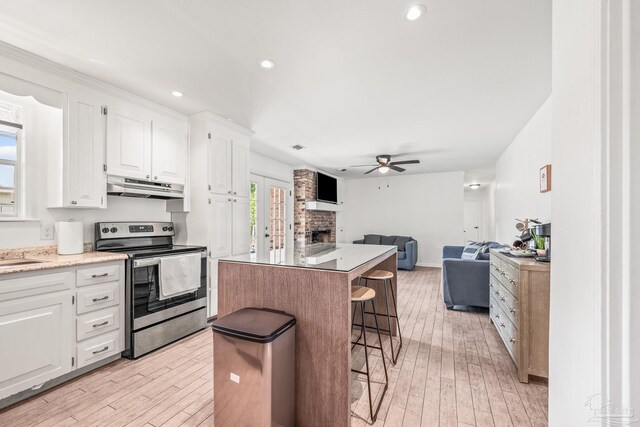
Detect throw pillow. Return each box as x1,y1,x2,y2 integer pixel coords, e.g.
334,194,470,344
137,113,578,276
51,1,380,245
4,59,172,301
364,234,382,245
461,241,485,260
381,235,397,245
394,236,412,251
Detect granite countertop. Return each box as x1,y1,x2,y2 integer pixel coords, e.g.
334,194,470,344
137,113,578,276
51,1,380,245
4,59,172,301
220,243,397,272
0,245,128,276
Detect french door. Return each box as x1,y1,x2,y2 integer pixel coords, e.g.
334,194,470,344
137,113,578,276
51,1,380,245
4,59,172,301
250,175,292,263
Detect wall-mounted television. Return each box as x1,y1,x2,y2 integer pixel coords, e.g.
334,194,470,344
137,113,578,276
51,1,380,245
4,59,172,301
316,172,338,204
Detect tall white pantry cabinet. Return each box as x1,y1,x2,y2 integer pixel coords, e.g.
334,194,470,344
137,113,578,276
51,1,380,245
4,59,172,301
178,112,253,317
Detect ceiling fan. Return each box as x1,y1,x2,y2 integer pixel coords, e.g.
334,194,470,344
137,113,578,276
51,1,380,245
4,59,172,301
350,154,420,174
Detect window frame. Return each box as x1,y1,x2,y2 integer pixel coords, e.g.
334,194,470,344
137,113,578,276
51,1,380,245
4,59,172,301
0,119,22,218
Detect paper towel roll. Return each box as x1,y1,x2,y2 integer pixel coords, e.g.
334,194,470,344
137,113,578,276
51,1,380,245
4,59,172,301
57,221,84,255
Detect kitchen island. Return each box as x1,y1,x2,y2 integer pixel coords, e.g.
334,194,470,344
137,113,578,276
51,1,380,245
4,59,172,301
217,243,398,427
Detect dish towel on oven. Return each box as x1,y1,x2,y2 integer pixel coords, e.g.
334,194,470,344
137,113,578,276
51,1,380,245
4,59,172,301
159,253,201,300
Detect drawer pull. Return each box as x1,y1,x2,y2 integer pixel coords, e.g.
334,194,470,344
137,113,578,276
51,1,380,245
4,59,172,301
509,308,516,314
494,313,500,319
92,346,109,355
494,290,500,295
489,304,494,308
500,297,506,302
91,273,110,279
92,321,109,328
509,337,516,343
500,323,506,328
92,296,109,302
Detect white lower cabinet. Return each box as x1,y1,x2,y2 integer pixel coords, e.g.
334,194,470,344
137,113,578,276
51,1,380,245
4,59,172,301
0,261,124,402
0,292,73,400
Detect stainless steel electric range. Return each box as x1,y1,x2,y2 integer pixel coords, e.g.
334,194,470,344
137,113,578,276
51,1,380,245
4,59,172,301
95,222,207,359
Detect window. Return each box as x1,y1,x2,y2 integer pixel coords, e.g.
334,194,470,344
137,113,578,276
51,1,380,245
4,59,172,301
0,123,20,216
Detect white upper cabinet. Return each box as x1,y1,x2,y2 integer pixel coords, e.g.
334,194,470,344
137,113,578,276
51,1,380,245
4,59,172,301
208,135,232,195
231,143,250,198
232,196,250,255
151,118,187,185
106,104,152,180
51,89,106,208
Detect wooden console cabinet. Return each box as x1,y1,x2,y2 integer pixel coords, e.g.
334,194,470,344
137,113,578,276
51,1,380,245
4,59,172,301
489,250,550,383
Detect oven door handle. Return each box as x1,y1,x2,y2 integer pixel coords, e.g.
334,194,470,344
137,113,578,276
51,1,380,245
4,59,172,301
133,252,206,268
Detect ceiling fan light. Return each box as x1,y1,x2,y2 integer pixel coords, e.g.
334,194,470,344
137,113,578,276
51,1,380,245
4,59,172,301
379,166,390,174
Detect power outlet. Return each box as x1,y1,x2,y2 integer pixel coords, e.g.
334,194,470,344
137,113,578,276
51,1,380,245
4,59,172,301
40,223,54,240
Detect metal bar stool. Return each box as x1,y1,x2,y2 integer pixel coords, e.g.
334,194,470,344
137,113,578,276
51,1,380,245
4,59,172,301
351,285,389,424
356,269,403,364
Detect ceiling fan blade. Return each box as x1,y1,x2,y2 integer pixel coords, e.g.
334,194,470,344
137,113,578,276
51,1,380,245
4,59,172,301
364,167,379,175
389,165,406,172
389,160,420,166
349,164,378,168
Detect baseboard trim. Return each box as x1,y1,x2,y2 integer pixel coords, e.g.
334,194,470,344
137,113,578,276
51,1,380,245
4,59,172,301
416,262,442,268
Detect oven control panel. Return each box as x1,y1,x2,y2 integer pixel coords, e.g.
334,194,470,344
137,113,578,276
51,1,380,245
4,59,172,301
129,225,154,233
95,222,175,239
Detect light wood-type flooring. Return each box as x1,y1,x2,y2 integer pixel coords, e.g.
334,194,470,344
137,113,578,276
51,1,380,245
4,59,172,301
0,267,547,426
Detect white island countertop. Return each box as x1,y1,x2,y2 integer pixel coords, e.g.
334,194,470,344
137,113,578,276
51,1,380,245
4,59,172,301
220,243,397,272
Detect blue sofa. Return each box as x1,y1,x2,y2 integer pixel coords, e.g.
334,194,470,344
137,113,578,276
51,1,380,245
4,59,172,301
353,234,418,270
442,245,494,309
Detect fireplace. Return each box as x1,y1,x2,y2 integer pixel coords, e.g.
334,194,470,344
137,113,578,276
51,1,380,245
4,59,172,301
311,230,332,244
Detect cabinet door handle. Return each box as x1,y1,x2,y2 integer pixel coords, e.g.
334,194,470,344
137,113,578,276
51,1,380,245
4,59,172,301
91,273,109,278
70,200,78,205
154,176,158,180
228,190,232,194
92,346,109,355
500,323,506,328
92,321,109,328
233,191,237,195
509,308,516,314
228,198,232,202
509,337,516,343
500,297,506,302
233,199,237,202
92,296,109,302
146,175,150,179
494,313,500,319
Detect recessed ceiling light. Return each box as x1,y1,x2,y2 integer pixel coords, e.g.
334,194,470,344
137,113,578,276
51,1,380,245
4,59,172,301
260,59,276,69
468,183,481,189
405,5,426,21
172,91,183,97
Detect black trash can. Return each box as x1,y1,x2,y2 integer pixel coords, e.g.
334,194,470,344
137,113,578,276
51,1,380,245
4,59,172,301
212,307,296,427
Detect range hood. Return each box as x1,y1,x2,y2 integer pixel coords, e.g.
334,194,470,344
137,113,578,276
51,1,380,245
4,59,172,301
107,176,184,200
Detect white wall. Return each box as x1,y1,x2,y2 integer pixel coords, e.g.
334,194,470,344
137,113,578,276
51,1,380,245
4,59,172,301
344,171,464,267
494,96,551,244
250,152,294,183
549,1,603,425
0,91,171,250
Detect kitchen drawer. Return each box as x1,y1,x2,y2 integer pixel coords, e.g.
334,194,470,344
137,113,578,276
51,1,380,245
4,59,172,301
77,330,120,368
489,256,501,276
495,307,519,363
76,264,120,287
0,272,73,302
77,282,120,314
77,306,119,341
498,283,519,327
501,261,519,289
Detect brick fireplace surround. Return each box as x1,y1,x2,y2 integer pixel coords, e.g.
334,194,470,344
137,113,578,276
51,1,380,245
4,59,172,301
294,169,336,247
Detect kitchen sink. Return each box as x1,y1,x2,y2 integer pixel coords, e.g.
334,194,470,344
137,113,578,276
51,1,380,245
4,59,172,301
0,258,45,267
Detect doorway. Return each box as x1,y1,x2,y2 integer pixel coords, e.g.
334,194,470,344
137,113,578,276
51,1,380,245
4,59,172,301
463,201,482,242
250,174,293,263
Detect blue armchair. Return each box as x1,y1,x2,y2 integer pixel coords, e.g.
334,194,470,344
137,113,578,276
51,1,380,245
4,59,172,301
442,245,490,309
353,235,418,270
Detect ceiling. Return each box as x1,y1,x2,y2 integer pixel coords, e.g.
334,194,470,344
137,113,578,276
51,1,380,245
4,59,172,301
0,0,551,178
